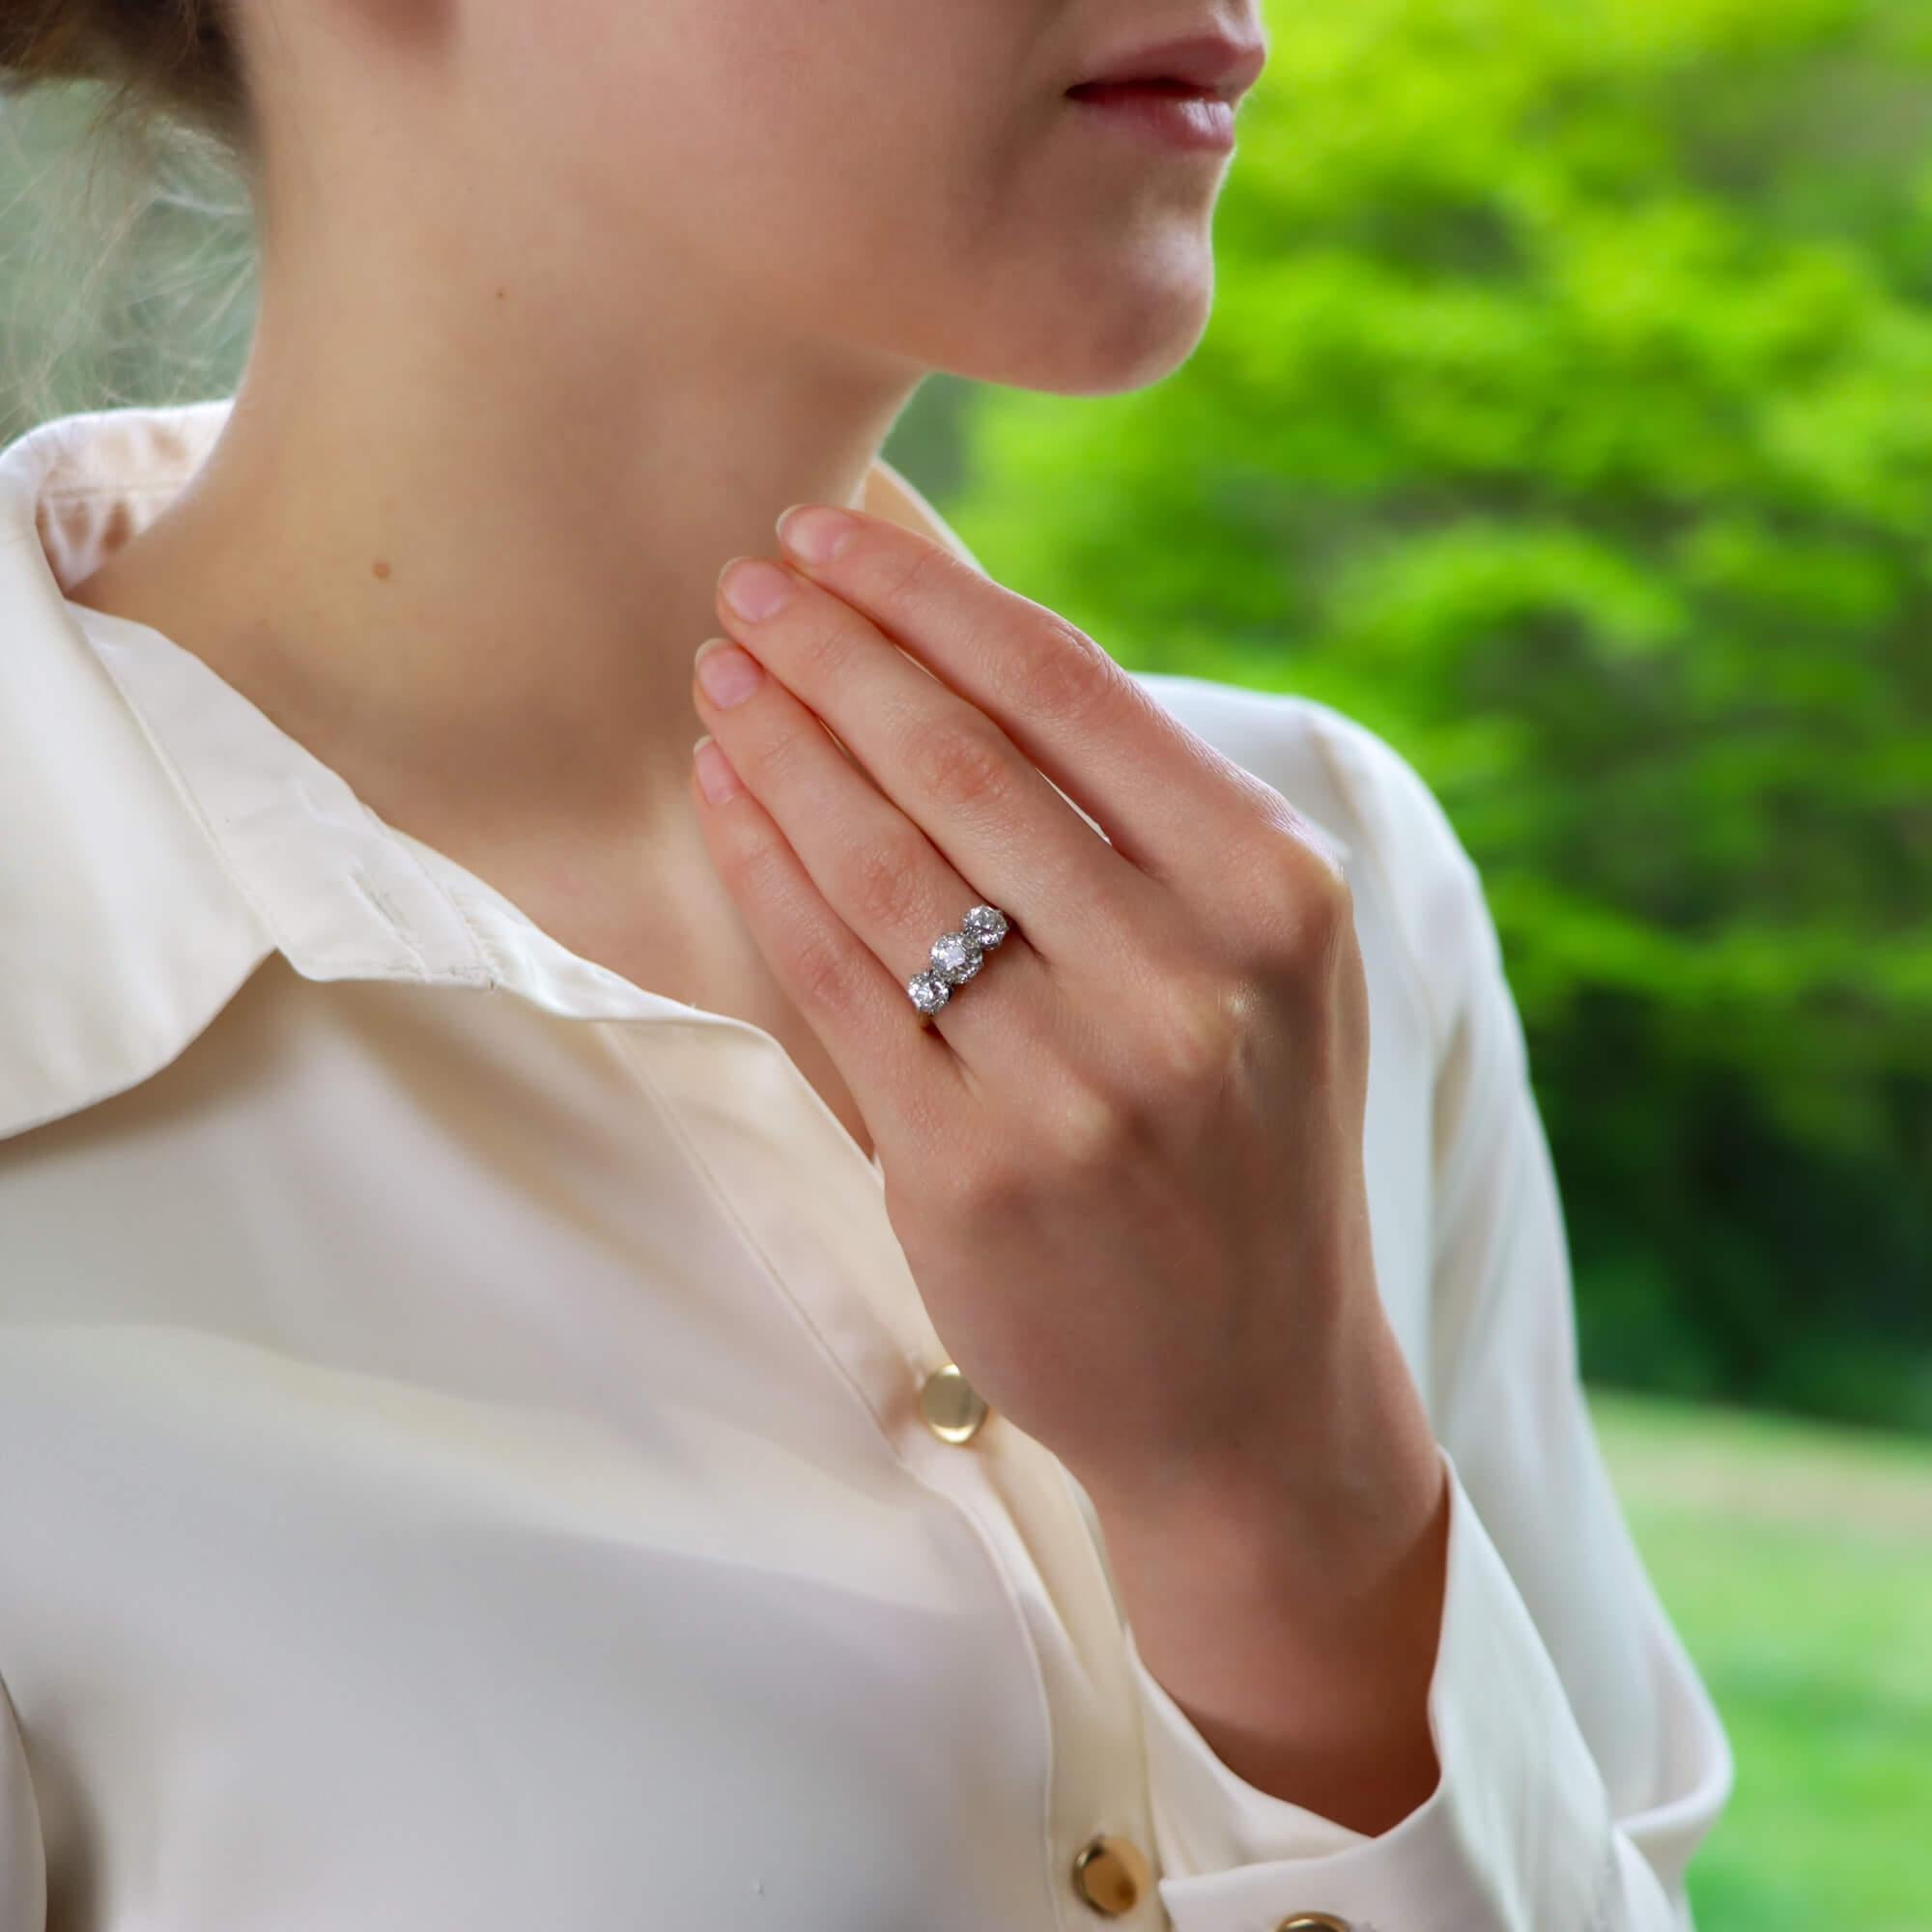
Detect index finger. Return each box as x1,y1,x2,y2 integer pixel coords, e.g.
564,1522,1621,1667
773,502,1299,883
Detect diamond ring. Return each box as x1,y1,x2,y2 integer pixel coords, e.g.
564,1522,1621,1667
906,903,1011,1023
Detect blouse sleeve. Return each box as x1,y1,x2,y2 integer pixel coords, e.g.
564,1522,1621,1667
1119,710,1736,1932
0,1673,44,1932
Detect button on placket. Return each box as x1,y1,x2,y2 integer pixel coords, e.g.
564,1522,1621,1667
918,1360,990,1444
1071,1833,1153,1917
914,1367,1162,1921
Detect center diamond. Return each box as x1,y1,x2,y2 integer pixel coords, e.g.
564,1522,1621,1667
930,929,984,985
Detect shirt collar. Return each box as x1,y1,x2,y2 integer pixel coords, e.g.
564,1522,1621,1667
0,394,992,1144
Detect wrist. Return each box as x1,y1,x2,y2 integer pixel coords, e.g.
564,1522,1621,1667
1078,1283,1441,1588
1092,1378,1452,1831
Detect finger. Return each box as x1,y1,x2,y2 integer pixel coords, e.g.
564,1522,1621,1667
686,728,972,1147
710,552,1152,973
691,639,1055,1061
771,503,1302,884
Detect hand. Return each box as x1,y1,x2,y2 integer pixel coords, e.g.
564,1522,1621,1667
689,502,1413,1513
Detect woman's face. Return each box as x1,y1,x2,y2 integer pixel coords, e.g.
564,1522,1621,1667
447,0,1263,397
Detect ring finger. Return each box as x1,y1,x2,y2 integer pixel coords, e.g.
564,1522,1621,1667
690,636,1054,1044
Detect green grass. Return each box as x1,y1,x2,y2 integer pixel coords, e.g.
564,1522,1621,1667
1586,1385,1932,1932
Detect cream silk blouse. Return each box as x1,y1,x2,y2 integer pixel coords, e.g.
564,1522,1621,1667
0,400,1733,1932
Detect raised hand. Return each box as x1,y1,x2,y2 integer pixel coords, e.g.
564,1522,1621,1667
689,501,1431,1525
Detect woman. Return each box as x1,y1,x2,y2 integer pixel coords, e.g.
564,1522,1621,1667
0,2,1733,1928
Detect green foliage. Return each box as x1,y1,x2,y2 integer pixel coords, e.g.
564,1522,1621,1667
1591,1385,1932,1930
943,0,1932,1428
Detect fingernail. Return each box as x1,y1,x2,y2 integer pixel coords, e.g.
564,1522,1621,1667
695,637,764,707
776,504,857,565
719,556,794,622
693,733,742,804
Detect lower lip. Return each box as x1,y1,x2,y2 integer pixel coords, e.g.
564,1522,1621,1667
1065,81,1236,153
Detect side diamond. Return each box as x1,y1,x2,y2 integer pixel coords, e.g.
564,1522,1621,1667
963,904,1009,950
908,969,952,1014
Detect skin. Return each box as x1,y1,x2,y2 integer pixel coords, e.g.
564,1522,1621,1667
696,509,1450,1833
72,0,1234,1035
71,0,1450,1833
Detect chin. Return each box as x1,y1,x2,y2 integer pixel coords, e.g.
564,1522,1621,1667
939,270,1216,399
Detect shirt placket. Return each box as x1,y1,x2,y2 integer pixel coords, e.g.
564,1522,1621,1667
625,1015,1175,1932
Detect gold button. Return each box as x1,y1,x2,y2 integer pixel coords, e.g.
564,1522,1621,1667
918,1362,989,1443
1071,1833,1151,1916
1277,1917,1352,1931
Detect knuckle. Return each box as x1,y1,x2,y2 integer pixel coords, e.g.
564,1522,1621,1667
1244,777,1350,873
752,713,816,791
1260,797,1353,901
787,612,860,689
877,541,956,627
1294,837,1354,923
1007,618,1120,724
790,924,862,1023
1045,1076,1138,1174
1260,836,1354,973
1146,980,1248,1094
901,713,1014,814
843,824,931,934
938,1150,1024,1224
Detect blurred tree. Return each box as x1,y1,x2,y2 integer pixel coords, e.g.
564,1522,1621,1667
941,0,1932,1430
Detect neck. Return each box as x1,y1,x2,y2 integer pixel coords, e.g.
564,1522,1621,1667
72,236,937,867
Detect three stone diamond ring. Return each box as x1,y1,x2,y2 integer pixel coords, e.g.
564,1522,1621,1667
905,902,1011,1023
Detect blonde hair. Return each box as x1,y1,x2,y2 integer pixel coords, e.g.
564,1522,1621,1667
1,0,256,429
1,0,248,153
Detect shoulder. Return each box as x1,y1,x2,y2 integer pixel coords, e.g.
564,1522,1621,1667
1127,668,1495,1058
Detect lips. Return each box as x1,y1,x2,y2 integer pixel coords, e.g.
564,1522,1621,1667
1066,78,1220,101
1064,75,1240,153
1067,31,1267,103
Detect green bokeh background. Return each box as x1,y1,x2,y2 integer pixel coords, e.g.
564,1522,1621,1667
4,0,1927,1920
923,0,1932,1438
